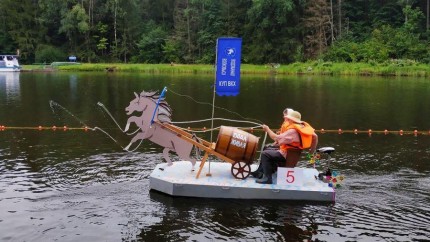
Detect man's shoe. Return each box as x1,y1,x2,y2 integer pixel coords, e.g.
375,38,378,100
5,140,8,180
256,176,272,184
250,171,263,179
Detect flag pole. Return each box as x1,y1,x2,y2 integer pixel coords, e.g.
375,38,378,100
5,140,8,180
210,81,216,143
207,39,220,177
210,39,219,144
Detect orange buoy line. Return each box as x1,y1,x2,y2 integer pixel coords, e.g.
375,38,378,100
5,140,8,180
180,127,430,136
0,125,429,136
0,125,92,131
313,129,428,136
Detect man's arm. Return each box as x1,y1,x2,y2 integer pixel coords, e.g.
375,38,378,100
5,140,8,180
275,129,300,145
309,132,318,154
262,124,279,141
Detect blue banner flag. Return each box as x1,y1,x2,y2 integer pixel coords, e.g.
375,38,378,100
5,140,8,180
215,37,242,96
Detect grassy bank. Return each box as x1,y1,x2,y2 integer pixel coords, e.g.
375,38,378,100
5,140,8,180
23,60,430,77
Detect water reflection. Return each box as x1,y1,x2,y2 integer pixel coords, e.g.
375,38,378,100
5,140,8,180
146,191,324,241
0,72,20,103
69,74,78,101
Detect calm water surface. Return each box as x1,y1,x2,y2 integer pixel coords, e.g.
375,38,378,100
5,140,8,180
0,72,429,241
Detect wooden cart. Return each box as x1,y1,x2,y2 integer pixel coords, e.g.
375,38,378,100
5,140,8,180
157,122,257,179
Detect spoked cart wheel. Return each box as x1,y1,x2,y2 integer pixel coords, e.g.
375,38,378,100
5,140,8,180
231,161,251,179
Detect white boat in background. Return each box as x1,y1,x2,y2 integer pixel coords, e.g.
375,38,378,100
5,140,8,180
0,55,20,72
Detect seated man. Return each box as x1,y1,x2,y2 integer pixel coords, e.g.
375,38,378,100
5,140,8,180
251,107,292,179
256,110,318,184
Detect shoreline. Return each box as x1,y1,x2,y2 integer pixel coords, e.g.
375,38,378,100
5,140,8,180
22,62,430,77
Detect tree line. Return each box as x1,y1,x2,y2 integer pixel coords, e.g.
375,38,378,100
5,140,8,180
0,0,429,65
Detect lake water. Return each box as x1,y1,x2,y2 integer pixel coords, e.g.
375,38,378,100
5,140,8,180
0,72,429,241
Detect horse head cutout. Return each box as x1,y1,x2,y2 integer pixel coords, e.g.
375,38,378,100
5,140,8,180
124,90,196,169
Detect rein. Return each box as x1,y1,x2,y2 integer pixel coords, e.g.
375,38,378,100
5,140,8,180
150,86,167,125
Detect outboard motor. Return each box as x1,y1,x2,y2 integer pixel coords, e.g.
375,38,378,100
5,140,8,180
315,147,335,182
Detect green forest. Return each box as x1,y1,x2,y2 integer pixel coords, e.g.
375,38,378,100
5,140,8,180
0,0,429,65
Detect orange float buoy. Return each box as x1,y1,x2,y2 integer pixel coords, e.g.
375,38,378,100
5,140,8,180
354,129,358,134
38,126,43,130
63,126,68,131
338,129,342,134
399,130,403,135
384,129,388,135
52,126,57,130
321,128,325,133
84,126,89,131
413,130,418,136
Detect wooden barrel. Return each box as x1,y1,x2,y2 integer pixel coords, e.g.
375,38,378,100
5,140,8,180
215,126,259,164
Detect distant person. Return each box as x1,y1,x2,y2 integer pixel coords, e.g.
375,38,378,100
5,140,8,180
256,110,318,184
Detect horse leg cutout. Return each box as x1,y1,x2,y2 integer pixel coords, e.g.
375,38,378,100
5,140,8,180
124,122,130,132
124,116,141,132
189,157,196,171
124,132,145,151
172,140,196,171
163,148,173,166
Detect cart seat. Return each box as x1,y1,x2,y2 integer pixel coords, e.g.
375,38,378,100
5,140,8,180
284,148,302,167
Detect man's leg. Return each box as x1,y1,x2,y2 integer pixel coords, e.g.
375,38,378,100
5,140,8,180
251,144,279,178
256,149,286,184
250,165,264,178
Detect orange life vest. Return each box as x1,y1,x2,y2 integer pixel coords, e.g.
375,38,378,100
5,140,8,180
279,121,290,133
279,122,315,153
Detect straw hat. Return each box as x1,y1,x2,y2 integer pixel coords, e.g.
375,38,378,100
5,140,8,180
285,110,303,123
283,108,293,116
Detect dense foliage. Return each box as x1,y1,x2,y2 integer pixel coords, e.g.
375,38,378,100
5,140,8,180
0,0,429,64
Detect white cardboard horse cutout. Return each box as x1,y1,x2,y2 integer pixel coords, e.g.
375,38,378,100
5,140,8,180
124,90,197,169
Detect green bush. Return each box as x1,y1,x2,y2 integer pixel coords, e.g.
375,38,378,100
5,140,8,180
135,21,168,63
35,45,66,63
322,61,333,67
324,23,430,64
